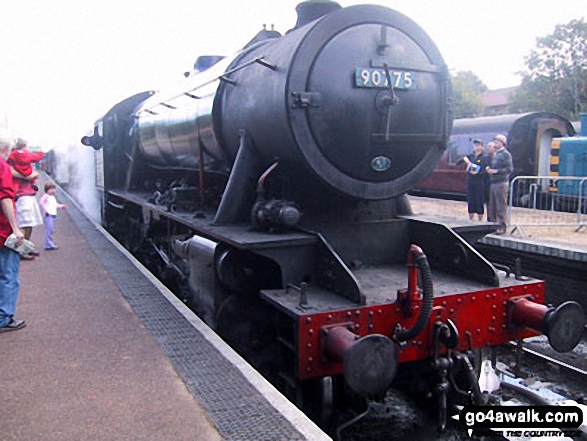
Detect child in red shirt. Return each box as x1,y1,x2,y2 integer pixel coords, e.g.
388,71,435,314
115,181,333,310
8,138,44,191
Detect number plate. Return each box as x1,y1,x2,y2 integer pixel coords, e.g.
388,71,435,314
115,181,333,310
354,68,416,90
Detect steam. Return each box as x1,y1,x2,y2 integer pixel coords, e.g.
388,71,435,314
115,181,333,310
51,143,102,223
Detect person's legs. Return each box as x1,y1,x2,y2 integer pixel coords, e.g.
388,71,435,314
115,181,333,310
22,226,32,240
16,195,43,241
467,180,474,219
467,179,483,220
495,182,509,231
487,185,497,222
44,215,55,249
19,227,36,259
470,181,485,221
0,247,21,327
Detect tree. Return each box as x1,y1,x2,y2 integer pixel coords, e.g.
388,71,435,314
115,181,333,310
508,19,587,119
451,71,488,118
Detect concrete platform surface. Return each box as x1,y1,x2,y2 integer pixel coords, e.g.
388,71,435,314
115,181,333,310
0,197,222,440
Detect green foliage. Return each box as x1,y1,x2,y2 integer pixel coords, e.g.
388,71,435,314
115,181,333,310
451,71,488,118
508,19,587,119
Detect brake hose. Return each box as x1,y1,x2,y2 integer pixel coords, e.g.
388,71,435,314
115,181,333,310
395,245,434,342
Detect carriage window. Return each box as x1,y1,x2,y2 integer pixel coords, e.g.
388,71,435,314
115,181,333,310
447,140,460,165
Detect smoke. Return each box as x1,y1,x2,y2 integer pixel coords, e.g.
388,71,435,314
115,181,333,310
51,143,102,223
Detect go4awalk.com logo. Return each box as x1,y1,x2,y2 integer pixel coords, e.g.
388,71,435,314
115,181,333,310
460,405,585,438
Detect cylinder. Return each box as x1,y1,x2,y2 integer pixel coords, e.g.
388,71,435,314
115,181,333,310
510,298,548,331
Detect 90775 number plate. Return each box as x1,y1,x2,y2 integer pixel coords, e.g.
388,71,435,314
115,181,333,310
354,68,416,90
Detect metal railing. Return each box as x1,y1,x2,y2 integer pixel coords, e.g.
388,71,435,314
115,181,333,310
508,176,587,235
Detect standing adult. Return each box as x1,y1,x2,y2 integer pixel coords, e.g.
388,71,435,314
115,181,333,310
463,139,491,220
484,141,496,214
486,134,513,234
11,138,43,259
0,136,26,332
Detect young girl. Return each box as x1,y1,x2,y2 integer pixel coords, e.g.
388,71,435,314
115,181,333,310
39,181,68,250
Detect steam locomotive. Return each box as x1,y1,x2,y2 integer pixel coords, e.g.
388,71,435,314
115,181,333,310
81,1,585,436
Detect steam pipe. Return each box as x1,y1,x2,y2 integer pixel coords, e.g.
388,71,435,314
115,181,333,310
213,131,263,224
257,160,279,192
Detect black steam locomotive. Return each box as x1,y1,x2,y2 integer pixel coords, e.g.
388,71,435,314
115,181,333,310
82,1,585,436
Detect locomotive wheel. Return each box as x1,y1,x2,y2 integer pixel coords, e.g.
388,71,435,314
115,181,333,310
215,294,277,371
300,377,334,428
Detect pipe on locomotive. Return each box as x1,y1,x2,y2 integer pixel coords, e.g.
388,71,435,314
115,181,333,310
293,0,342,29
394,245,434,342
251,159,302,231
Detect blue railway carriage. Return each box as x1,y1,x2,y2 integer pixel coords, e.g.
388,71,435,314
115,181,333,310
550,113,587,208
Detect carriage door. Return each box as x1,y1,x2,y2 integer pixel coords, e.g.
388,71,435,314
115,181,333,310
536,121,565,177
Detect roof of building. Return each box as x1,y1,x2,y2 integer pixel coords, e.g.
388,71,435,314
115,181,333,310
482,87,518,108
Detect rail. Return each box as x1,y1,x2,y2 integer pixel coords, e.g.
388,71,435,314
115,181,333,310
507,176,587,236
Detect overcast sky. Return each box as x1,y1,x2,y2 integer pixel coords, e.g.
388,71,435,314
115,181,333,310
0,0,584,148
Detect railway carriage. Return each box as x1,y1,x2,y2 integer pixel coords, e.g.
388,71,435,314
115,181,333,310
414,112,576,200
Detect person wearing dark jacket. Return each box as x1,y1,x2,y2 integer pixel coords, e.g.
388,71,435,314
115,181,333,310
463,139,491,220
486,134,513,234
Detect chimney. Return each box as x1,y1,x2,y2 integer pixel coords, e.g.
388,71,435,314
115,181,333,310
293,0,342,29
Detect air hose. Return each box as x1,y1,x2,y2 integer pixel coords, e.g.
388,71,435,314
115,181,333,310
395,245,434,342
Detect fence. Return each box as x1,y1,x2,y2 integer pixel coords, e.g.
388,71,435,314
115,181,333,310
508,176,587,236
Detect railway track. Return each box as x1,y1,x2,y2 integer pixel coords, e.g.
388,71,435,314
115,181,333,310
508,340,587,383
494,336,587,409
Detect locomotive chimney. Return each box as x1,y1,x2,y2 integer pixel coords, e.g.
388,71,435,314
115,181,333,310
293,0,342,29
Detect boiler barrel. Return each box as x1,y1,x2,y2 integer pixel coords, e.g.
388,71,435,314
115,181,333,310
133,4,452,200
135,56,237,168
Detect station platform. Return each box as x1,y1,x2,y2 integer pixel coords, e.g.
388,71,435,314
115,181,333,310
0,183,330,441
410,195,587,258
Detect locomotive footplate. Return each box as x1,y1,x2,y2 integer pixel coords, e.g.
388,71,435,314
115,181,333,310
108,190,316,250
261,284,360,317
